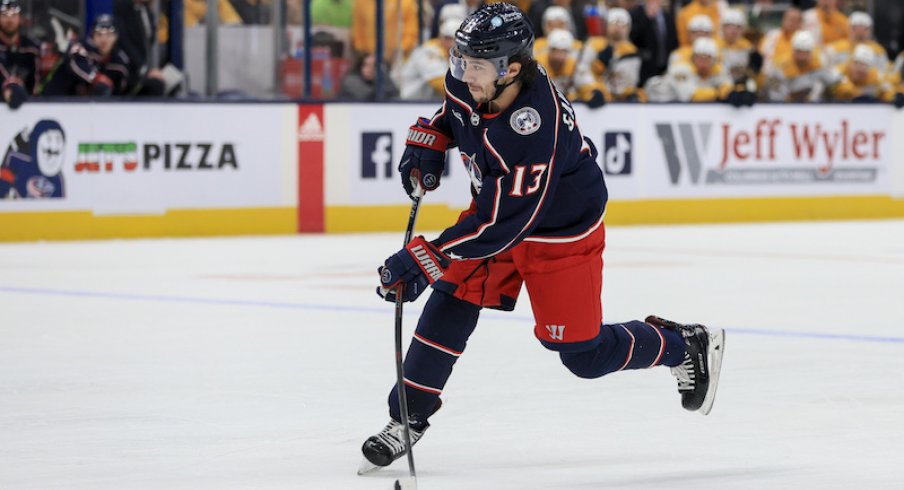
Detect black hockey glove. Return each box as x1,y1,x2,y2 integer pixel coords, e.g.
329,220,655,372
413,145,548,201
743,90,756,107
4,82,27,110
586,89,607,109
852,95,878,104
893,92,904,109
399,118,450,199
596,45,614,69
377,236,451,303
726,90,746,108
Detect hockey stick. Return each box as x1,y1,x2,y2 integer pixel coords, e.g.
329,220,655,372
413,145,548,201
393,188,424,490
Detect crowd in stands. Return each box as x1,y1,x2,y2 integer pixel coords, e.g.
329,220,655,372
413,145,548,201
329,0,904,107
4,0,904,108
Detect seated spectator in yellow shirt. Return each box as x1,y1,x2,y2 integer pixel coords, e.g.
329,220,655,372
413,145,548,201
830,45,895,103
803,0,848,47
825,12,888,72
537,29,608,108
676,0,719,47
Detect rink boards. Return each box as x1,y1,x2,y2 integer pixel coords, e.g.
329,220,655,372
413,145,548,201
2,101,904,240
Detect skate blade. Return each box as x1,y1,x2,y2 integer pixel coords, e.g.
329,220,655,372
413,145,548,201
356,457,382,475
699,328,725,416
395,476,418,489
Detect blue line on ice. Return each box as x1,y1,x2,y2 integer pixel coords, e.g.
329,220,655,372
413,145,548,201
3,286,902,345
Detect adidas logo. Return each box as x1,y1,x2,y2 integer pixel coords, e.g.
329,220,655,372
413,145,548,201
298,113,324,142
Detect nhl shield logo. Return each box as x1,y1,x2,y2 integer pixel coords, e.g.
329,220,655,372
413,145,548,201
510,107,541,136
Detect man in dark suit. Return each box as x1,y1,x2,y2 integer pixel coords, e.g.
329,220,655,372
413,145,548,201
630,0,678,87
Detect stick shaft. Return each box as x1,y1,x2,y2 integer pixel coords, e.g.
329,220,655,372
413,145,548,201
395,193,422,479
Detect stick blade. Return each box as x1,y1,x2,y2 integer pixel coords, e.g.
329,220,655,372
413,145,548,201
394,476,418,490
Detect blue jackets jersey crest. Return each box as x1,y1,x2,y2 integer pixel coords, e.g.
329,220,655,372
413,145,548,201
428,68,608,259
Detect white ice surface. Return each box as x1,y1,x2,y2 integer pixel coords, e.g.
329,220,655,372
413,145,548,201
1,220,903,489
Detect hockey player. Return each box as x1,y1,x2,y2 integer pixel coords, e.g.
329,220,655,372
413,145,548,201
668,15,716,71
891,53,904,109
536,29,608,107
359,3,725,473
717,9,754,84
762,30,841,102
40,34,113,97
0,0,38,109
824,12,888,73
675,0,720,47
646,37,747,105
759,7,802,71
802,0,849,47
532,6,580,58
830,45,895,104
582,8,643,102
84,15,134,96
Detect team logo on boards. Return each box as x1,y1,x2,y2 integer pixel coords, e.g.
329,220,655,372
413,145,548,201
1,119,66,199
361,132,393,179
603,131,632,175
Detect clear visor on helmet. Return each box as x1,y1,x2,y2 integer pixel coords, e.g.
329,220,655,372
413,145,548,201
449,47,510,82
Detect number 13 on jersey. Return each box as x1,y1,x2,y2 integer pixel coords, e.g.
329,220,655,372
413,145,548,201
509,164,549,197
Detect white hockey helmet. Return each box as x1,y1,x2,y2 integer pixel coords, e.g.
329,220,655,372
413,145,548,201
849,12,872,28
792,30,815,52
851,44,874,65
439,19,459,39
692,37,719,58
542,6,571,34
722,9,745,27
607,8,631,28
689,14,714,33
547,28,574,51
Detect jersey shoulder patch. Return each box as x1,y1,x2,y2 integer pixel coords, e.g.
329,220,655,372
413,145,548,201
510,107,541,136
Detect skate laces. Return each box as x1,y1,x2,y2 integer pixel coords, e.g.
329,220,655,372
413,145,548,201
373,420,423,456
671,352,696,392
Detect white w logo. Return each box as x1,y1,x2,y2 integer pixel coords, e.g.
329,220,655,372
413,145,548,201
545,325,565,341
655,123,713,184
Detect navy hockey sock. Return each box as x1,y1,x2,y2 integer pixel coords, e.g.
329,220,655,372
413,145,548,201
388,291,480,427
559,319,685,379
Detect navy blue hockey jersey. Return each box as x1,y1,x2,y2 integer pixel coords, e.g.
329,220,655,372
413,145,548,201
428,67,608,259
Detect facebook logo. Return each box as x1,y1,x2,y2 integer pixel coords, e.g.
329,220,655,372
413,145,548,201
361,132,393,179
603,132,632,175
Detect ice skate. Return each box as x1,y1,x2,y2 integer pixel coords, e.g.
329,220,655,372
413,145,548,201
646,315,725,415
357,419,428,475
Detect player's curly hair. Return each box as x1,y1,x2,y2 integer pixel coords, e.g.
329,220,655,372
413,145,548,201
509,51,538,89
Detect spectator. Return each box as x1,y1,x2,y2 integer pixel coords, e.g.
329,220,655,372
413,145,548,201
536,29,609,107
717,9,755,83
184,0,243,27
583,7,643,101
351,0,418,62
646,37,734,102
669,14,715,69
311,0,354,28
762,30,841,101
529,0,586,42
84,14,134,95
830,44,895,102
803,0,848,46
113,0,165,89
534,6,582,57
337,52,399,100
759,6,801,69
629,0,678,87
825,12,888,72
0,0,38,109
399,18,458,100
676,0,720,47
